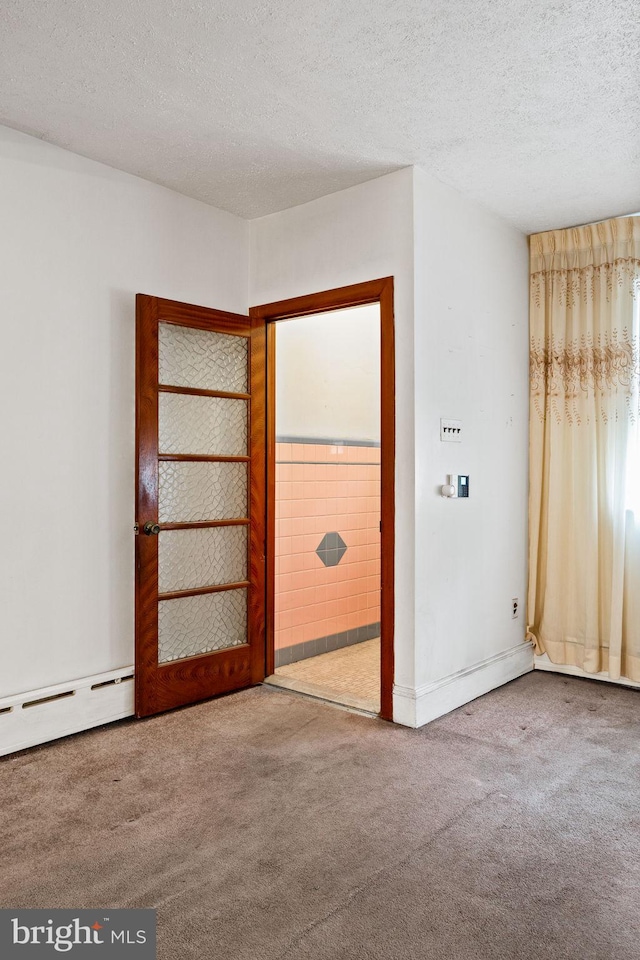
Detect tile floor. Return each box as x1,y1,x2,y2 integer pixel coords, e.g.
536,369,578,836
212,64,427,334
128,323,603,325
266,638,380,713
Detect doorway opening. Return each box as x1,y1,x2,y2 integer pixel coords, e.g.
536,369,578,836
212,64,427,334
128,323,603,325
271,305,381,712
250,278,395,720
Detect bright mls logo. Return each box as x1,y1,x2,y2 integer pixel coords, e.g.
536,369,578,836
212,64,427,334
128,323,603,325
0,909,156,958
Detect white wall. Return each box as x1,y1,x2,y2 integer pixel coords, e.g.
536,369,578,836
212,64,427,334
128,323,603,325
250,168,417,697
251,167,532,725
276,305,380,442
0,131,531,737
0,125,248,700
409,166,531,724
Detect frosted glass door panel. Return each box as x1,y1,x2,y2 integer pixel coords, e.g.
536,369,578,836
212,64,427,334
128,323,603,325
158,393,247,456
159,323,248,393
158,526,247,594
158,461,247,523
158,589,247,663
136,293,261,718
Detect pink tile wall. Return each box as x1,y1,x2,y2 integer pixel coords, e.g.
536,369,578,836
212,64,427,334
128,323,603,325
274,441,381,653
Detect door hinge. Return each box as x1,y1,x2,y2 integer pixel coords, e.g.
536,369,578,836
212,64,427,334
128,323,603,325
134,522,139,535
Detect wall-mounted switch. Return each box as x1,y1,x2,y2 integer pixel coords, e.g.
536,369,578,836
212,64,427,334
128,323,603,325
441,418,462,442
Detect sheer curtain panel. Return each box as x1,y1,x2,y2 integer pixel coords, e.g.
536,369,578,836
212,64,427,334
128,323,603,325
528,216,640,681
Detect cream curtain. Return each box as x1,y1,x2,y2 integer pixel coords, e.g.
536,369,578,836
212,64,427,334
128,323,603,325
528,216,640,681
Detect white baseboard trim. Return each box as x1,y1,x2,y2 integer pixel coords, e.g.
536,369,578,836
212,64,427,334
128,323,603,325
393,641,534,728
534,654,640,690
0,667,135,758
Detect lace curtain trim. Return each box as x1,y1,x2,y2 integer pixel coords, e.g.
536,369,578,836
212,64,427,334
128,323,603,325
531,258,640,308
530,328,640,423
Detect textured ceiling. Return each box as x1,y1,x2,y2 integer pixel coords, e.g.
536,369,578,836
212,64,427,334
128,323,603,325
2,1,639,232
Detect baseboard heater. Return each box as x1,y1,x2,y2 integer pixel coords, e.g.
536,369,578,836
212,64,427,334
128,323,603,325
533,654,640,690
0,667,135,758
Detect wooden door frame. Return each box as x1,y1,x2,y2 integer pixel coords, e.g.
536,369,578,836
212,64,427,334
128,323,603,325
250,277,395,721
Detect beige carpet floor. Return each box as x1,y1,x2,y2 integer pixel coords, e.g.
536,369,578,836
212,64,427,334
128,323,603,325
273,638,380,712
1,672,640,960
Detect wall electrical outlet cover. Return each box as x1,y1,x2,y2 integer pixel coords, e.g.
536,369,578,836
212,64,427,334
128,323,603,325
512,598,519,619
440,418,462,442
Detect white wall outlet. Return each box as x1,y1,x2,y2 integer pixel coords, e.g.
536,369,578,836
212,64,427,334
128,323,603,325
441,418,462,442
512,598,519,619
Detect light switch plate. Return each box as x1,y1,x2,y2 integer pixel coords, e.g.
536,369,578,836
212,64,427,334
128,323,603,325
440,418,462,442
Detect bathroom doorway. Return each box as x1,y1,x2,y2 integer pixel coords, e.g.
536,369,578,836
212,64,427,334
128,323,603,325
250,279,394,719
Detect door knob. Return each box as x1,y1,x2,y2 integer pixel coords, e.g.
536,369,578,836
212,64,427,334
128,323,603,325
143,521,161,536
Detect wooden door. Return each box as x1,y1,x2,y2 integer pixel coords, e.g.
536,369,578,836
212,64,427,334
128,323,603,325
135,295,265,718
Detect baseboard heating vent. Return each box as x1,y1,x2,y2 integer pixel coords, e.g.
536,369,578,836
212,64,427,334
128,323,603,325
23,690,75,709
0,666,135,757
91,675,134,691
